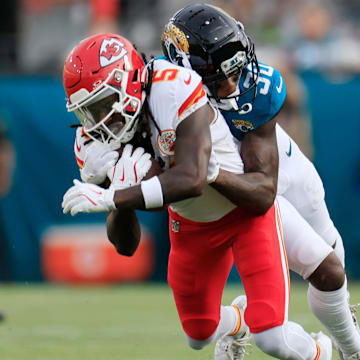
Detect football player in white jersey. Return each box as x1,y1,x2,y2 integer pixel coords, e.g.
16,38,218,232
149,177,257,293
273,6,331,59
61,33,333,360
161,3,360,360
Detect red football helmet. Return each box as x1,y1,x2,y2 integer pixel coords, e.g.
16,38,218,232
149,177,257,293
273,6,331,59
63,33,148,145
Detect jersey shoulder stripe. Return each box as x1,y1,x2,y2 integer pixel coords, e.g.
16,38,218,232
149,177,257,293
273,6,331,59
178,80,206,119
74,127,90,169
75,154,84,169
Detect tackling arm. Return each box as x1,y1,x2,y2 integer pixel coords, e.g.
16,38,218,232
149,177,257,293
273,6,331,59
211,116,278,215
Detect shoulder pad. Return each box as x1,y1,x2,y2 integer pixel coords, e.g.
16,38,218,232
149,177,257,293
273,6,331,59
150,59,208,129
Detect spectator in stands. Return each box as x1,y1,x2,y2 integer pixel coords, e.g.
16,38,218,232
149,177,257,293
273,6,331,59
287,1,360,73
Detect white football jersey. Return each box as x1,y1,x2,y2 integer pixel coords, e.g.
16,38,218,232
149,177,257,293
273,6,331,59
148,59,243,222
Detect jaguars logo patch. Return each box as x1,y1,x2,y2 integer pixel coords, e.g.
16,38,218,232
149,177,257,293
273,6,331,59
157,129,176,156
232,119,254,133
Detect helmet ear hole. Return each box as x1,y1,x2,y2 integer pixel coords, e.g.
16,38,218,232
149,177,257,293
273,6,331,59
237,21,244,31
169,44,178,63
132,69,139,82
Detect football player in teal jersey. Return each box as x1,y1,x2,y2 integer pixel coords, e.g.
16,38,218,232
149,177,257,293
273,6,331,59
162,4,360,360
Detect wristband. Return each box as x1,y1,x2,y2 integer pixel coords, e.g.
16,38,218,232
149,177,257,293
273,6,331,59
140,176,164,209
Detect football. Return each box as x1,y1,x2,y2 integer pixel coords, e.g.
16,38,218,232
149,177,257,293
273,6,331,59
145,157,163,180
100,145,163,189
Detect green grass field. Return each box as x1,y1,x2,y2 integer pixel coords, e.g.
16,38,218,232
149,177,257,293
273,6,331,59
0,282,359,360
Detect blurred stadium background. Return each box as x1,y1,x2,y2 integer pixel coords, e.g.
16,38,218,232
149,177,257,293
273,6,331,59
0,0,359,359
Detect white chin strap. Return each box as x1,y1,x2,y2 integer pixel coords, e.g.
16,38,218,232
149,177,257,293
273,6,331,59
204,85,253,114
211,89,253,114
216,88,241,111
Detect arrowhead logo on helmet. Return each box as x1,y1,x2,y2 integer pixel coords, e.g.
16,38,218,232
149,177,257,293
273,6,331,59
100,38,128,67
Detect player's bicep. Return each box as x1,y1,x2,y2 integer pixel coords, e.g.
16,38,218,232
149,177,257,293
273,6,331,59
175,102,213,176
156,102,214,203
241,116,278,179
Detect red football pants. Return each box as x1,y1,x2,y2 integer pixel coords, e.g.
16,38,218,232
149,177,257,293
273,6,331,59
167,203,289,340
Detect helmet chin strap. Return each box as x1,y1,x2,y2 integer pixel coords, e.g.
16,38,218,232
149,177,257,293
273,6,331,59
217,97,238,111
204,85,253,114
216,87,240,110
217,99,252,114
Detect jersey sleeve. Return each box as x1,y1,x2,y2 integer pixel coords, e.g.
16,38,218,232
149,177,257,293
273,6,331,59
149,60,208,130
172,67,208,128
268,67,287,120
74,127,91,169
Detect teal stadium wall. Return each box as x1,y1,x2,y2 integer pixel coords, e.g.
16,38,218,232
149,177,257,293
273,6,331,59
300,71,360,278
0,73,358,282
0,75,169,282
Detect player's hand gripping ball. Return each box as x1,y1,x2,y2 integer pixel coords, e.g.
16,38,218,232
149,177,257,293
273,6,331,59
63,143,163,216
74,127,162,190
108,143,163,190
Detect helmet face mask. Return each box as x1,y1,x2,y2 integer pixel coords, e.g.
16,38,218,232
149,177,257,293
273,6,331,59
162,3,259,112
67,68,143,145
202,50,246,90
63,34,147,147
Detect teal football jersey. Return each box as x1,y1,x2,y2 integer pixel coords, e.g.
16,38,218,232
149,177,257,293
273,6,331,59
221,62,286,141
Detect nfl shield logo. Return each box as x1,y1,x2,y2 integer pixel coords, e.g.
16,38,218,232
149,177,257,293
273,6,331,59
171,220,180,233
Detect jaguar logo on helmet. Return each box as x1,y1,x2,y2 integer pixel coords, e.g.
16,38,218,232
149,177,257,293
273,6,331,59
162,24,189,54
99,38,127,67
232,119,254,133
157,129,176,156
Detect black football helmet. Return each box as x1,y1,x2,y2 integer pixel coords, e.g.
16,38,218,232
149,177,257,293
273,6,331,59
161,3,259,112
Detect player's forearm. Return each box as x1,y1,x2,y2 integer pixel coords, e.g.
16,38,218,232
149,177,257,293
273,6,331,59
113,165,206,210
236,117,278,214
106,208,141,256
211,169,276,215
159,164,206,202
